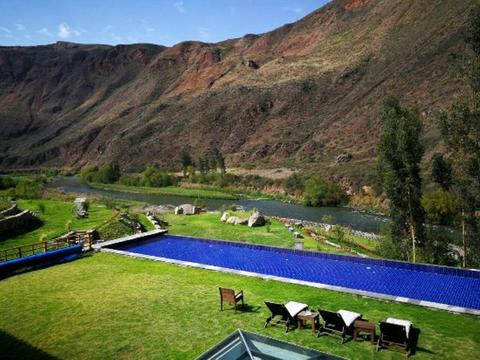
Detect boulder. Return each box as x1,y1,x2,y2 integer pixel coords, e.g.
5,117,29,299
220,212,229,222
174,206,183,215
175,204,199,215
235,217,249,225
248,212,266,227
335,153,352,164
226,216,239,224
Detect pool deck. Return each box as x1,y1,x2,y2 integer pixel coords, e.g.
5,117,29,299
94,232,480,316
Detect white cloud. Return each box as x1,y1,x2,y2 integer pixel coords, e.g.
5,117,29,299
198,27,209,40
24,34,31,39
0,26,11,33
38,27,54,37
146,27,155,33
174,1,185,13
15,23,25,31
58,23,70,38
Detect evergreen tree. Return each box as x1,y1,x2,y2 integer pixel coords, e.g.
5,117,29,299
377,95,426,262
436,5,480,267
431,153,452,191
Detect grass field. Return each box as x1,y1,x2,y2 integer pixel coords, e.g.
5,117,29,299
0,199,115,250
89,182,240,200
0,252,478,359
162,212,357,255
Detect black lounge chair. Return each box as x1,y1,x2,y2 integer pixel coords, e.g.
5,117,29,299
377,321,412,357
264,302,295,332
317,309,357,343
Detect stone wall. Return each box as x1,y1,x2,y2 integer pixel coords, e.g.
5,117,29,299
0,210,41,235
0,203,21,217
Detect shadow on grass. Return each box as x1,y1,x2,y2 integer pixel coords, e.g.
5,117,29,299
0,329,59,360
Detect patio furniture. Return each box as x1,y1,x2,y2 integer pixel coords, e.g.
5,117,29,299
353,320,376,344
219,287,244,312
297,310,320,333
317,309,362,343
264,301,308,332
376,318,413,357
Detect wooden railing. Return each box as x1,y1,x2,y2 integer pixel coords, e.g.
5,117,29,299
1,230,94,263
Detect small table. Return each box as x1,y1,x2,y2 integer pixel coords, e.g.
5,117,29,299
297,311,319,333
353,320,376,344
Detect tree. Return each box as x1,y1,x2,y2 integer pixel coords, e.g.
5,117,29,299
435,5,480,267
431,153,452,191
376,95,426,262
303,176,347,207
180,149,193,177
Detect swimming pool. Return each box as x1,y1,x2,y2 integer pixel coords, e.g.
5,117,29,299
102,234,480,314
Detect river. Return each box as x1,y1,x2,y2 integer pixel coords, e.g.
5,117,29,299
49,177,388,233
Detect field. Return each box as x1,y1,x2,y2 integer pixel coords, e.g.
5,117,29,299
0,199,115,251
89,182,239,200
1,252,479,360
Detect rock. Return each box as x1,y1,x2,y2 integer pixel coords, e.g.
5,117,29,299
246,59,259,69
174,206,183,215
175,204,199,215
220,212,229,222
226,216,239,224
248,212,266,227
361,185,374,196
235,217,249,225
335,153,352,164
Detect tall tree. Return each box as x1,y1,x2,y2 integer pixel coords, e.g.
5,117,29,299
377,95,426,262
431,153,453,191
436,5,480,267
180,149,193,177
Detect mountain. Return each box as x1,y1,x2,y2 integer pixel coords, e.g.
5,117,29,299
0,0,474,185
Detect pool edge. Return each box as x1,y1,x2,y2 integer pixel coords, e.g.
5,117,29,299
99,246,480,317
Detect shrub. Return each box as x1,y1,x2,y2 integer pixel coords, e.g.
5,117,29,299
303,176,347,207
14,180,41,199
283,173,306,195
37,202,46,214
118,175,141,186
0,176,15,190
141,166,176,187
421,190,458,226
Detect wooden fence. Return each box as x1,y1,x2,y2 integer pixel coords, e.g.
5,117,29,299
1,230,94,262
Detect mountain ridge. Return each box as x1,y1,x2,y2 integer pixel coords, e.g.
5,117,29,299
0,0,474,186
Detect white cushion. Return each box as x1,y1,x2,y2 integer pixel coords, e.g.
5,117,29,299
285,301,308,317
337,309,361,327
386,318,412,338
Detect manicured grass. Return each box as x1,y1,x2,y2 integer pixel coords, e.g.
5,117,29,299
163,212,355,254
0,199,115,250
89,182,240,200
164,212,296,248
0,253,478,359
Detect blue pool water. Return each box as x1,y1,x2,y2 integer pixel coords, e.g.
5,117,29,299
109,235,480,311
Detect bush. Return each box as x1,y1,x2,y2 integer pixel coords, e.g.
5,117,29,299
421,190,458,226
14,180,41,199
0,176,15,190
118,175,141,186
80,163,121,184
303,176,347,207
283,173,306,195
37,202,46,214
141,166,176,187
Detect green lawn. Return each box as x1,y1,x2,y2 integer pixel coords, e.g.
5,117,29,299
163,212,354,255
0,253,478,359
0,199,115,250
89,182,240,200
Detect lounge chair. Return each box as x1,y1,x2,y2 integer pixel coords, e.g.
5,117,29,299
377,318,413,357
317,309,361,343
219,287,244,312
264,301,307,332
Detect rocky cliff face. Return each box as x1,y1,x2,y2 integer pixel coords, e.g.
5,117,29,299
0,0,474,183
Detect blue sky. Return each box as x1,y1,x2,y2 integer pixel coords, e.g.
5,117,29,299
0,0,329,47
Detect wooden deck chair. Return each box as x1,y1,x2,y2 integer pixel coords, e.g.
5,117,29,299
219,287,244,312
